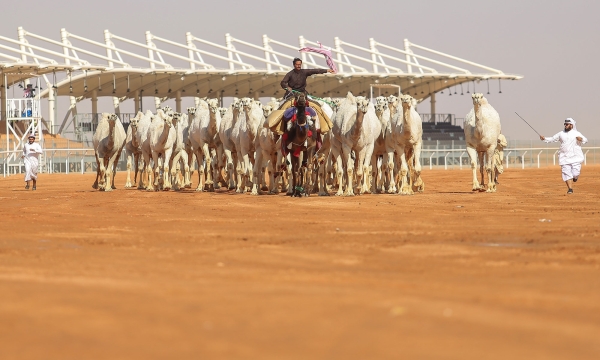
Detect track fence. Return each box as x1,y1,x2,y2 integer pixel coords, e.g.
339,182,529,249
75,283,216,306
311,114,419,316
1,141,599,177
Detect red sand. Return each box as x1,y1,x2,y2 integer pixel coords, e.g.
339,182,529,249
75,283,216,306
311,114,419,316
1,167,599,359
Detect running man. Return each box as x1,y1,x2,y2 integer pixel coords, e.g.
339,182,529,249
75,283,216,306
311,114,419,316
540,118,587,194
22,133,43,190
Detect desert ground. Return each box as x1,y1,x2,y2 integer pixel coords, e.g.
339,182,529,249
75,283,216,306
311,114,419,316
1,167,599,360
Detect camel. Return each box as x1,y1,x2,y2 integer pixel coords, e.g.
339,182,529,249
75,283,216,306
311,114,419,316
182,107,197,188
124,112,143,188
92,113,126,191
146,109,176,191
135,110,155,189
219,98,242,190
189,99,223,192
330,92,381,196
251,110,280,195
168,112,189,190
388,94,424,195
371,96,395,194
232,98,263,193
464,93,501,192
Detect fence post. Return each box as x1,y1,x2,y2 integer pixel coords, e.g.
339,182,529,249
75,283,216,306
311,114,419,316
584,150,589,165
444,152,450,170
429,152,436,170
521,151,527,169
537,150,543,168
459,152,465,170
506,151,512,169
553,150,558,166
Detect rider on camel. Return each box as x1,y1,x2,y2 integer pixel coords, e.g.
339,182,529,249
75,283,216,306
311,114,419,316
279,58,333,153
281,57,334,98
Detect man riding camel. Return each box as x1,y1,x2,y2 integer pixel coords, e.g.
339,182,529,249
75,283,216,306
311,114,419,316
281,57,334,98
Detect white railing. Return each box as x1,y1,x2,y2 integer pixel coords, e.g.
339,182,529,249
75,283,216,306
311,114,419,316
418,147,600,169
1,146,599,177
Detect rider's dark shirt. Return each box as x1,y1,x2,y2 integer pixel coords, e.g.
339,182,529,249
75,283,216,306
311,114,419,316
280,68,328,93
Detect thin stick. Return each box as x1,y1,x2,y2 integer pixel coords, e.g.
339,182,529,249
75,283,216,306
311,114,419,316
515,112,542,137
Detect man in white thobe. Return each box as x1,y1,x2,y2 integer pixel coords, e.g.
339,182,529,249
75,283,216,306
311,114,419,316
540,118,587,194
22,134,43,190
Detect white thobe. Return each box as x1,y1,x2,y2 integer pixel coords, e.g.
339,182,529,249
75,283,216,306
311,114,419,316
543,130,588,165
23,142,43,181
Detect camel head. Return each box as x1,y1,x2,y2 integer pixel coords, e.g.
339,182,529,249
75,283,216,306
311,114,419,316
471,93,487,106
219,107,227,118
172,112,182,125
207,98,219,114
163,114,173,128
356,96,370,114
400,94,414,110
387,95,399,107
241,97,254,111
161,105,173,114
187,107,196,116
130,116,139,129
332,98,342,110
108,113,119,123
262,105,273,118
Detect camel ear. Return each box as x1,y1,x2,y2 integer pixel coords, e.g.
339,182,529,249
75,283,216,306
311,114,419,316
346,91,356,104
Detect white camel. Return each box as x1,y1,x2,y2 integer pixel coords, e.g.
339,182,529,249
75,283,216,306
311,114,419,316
189,99,222,191
135,110,155,189
389,94,424,195
219,98,242,190
146,109,176,191
251,105,280,195
233,98,264,193
167,112,189,190
464,93,501,192
371,96,395,194
330,93,381,196
124,112,142,188
92,113,126,191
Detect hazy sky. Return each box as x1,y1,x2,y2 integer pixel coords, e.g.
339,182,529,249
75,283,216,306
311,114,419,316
2,0,598,140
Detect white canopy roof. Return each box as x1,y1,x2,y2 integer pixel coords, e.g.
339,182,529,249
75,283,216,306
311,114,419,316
0,27,522,101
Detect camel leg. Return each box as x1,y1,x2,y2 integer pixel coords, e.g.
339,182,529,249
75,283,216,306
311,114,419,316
194,148,204,191
92,152,101,190
485,149,496,193
399,146,412,195
139,151,150,190
371,153,379,194
466,146,480,191
223,148,235,190
360,146,374,195
147,153,158,191
179,151,189,190
386,149,397,193
170,151,181,191
110,148,122,190
125,149,133,188
251,148,263,195
342,144,355,197
412,142,424,193
202,143,214,191
478,151,486,191
133,153,141,186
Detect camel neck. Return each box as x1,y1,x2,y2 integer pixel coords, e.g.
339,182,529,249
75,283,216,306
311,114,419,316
107,122,115,149
351,109,365,141
402,107,413,131
158,121,171,146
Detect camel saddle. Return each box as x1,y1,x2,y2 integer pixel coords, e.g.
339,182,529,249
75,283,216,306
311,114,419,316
267,97,333,135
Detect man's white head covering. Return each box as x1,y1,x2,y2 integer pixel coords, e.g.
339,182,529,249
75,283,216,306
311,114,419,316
564,117,577,131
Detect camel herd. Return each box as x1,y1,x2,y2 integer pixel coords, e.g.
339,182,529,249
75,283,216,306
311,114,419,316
92,92,502,195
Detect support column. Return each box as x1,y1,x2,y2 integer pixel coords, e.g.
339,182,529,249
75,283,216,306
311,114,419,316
91,90,98,117
430,92,436,122
154,97,161,110
134,90,140,113
113,97,121,116
1,80,5,122
70,96,78,137
175,90,182,113
47,87,56,134
194,97,201,108
254,91,259,101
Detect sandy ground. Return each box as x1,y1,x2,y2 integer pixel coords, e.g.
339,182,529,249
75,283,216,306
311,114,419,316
1,167,599,360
